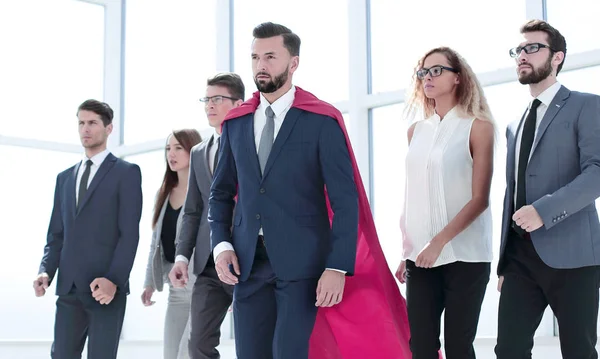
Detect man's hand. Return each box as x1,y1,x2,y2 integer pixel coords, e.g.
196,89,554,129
395,261,407,284
315,269,346,307
90,277,117,305
33,273,49,297
141,286,155,306
416,237,446,268
498,276,504,292
215,250,240,285
513,205,544,232
169,261,189,288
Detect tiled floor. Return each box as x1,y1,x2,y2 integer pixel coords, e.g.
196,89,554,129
0,337,589,358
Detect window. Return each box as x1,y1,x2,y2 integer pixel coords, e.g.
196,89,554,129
0,146,81,340
233,0,349,103
370,104,407,279
369,0,526,94
0,0,104,144
123,0,217,144
546,0,600,54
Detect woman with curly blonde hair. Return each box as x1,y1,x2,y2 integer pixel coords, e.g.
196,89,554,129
395,47,495,359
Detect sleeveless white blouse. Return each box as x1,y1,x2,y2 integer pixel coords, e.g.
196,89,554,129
402,108,493,267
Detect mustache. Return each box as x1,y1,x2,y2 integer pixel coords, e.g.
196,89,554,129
255,72,270,78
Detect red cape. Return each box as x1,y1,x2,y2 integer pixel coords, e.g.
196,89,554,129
224,87,412,359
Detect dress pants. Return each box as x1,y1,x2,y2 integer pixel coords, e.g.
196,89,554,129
405,260,490,359
164,279,193,359
495,229,600,359
233,240,319,359
188,262,234,359
51,286,127,359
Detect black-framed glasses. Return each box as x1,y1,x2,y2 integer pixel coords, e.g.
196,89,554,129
509,43,556,58
416,65,459,80
199,95,239,105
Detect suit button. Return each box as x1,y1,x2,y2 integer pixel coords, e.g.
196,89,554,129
260,188,266,194
256,214,261,220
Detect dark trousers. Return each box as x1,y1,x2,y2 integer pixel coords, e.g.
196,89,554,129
51,288,126,359
406,260,490,359
188,264,234,359
496,229,600,359
233,242,319,359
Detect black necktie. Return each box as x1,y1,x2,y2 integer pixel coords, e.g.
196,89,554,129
213,137,220,174
78,159,93,209
514,99,542,235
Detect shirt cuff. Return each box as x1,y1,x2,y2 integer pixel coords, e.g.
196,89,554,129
175,255,189,264
326,268,347,274
213,242,235,261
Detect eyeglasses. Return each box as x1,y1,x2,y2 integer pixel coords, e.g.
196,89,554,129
199,95,239,105
509,43,556,58
416,65,459,80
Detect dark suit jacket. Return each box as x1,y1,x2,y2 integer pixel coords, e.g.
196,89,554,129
39,153,143,295
177,135,218,275
209,108,359,282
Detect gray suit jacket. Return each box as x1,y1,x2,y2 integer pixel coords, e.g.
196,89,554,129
498,85,600,273
143,194,187,291
176,135,217,275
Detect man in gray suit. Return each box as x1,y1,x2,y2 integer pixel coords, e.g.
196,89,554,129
169,73,245,359
495,20,600,358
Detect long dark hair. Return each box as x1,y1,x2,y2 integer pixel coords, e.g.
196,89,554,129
152,129,202,228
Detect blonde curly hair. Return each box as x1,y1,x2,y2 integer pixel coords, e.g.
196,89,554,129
404,47,495,129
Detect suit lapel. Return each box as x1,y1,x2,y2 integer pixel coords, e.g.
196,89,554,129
531,86,570,156
203,135,214,180
261,107,302,180
67,162,80,217
244,115,262,181
77,153,117,215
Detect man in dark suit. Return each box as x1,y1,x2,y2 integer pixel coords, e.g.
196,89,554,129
33,99,143,359
209,22,359,359
495,20,600,358
169,73,244,359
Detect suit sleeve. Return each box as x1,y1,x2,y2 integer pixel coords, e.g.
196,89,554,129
318,117,359,275
176,149,203,260
39,174,64,282
105,164,143,289
534,95,600,229
208,121,238,250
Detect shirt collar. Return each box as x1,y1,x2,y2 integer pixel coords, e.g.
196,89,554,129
258,85,296,118
431,106,459,123
84,148,110,167
535,81,562,108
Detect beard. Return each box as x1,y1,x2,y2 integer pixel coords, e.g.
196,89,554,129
254,67,289,93
518,54,553,84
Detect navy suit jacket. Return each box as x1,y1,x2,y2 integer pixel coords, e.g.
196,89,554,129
208,108,359,282
39,153,143,296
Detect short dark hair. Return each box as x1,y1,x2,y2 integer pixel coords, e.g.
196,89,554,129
252,22,301,57
520,19,567,74
206,73,245,101
77,99,113,126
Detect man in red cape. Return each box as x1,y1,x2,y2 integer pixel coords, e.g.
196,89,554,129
211,22,417,359
224,85,413,359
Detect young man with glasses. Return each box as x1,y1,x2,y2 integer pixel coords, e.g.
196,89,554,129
495,19,600,358
169,72,244,359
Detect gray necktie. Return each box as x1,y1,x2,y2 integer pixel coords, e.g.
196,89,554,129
258,106,275,174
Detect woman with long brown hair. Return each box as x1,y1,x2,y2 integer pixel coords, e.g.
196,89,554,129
396,47,495,359
142,129,201,359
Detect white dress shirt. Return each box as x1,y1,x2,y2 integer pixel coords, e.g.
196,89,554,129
514,81,562,205
76,149,111,204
